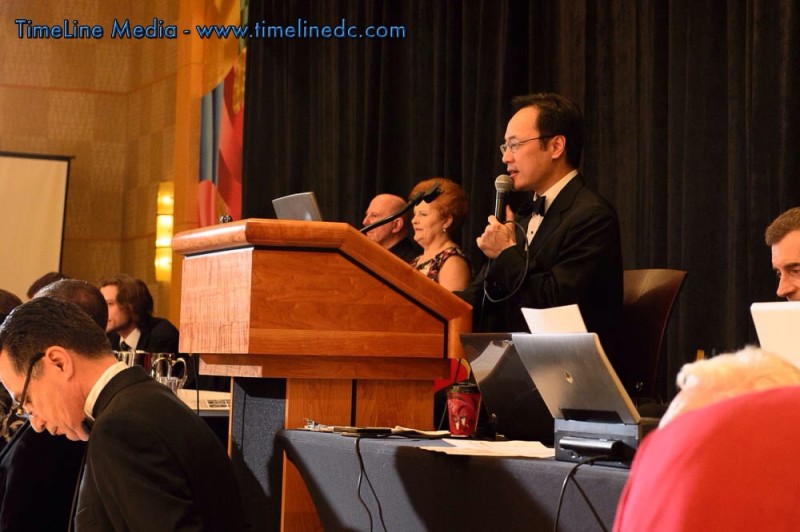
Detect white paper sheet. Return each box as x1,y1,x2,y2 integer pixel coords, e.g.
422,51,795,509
521,304,587,334
420,439,555,458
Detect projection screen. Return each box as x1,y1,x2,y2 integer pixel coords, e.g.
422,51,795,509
0,152,70,301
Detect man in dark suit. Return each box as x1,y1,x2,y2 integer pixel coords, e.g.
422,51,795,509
0,280,101,531
99,274,179,353
0,297,245,531
459,92,623,351
100,274,227,391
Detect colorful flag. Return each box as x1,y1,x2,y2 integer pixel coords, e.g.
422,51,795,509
198,51,245,226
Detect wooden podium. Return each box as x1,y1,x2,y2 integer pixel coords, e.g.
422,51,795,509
172,219,472,531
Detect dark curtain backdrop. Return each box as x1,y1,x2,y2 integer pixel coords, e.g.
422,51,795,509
241,0,800,399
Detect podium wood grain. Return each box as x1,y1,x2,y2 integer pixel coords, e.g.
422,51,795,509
173,219,472,531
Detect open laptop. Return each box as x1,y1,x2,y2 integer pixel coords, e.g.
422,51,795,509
459,333,554,442
511,333,640,424
512,332,657,466
751,301,800,367
272,191,323,221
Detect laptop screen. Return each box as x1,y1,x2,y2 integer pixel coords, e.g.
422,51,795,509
272,191,323,221
512,332,640,425
751,301,800,367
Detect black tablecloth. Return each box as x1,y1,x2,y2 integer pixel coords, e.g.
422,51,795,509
279,430,630,531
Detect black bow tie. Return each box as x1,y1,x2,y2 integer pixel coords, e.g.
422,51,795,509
517,195,546,217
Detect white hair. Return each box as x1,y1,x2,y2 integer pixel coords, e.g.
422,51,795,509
660,346,800,427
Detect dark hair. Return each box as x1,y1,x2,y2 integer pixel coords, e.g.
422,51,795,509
0,297,111,375
765,207,800,246
35,279,108,330
409,178,469,235
99,274,154,326
0,289,22,323
511,92,583,168
26,272,67,299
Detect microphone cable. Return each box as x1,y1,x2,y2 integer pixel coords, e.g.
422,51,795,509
354,435,389,532
553,455,613,532
481,218,531,304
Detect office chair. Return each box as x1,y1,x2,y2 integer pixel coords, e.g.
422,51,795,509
617,269,687,400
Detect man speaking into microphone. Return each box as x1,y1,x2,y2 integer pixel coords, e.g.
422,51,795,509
458,92,623,354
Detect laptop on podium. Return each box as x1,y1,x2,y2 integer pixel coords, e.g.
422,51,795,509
272,191,323,221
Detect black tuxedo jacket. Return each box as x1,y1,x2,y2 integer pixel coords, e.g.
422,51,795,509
0,422,85,531
108,316,179,353
459,175,623,350
73,366,244,531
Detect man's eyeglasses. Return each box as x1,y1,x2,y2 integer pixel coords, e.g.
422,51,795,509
9,352,45,418
499,135,556,155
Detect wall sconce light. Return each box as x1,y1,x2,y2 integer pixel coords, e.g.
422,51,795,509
155,181,174,282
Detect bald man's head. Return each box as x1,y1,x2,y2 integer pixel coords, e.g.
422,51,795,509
362,194,411,248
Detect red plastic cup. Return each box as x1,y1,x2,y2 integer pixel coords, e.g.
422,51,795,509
446,382,481,437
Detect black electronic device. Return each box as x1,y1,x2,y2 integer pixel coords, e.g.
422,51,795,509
459,333,554,443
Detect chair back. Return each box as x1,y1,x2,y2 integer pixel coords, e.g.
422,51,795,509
618,269,687,398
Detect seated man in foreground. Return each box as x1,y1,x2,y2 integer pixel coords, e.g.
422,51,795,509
0,279,106,531
615,207,800,530
0,297,245,530
614,347,800,530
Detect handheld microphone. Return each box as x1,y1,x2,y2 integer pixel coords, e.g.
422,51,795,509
494,174,513,222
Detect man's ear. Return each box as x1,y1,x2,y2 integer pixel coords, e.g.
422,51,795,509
551,135,567,160
391,217,404,234
44,346,75,378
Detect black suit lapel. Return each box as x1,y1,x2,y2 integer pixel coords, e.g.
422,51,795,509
138,328,151,351
528,176,585,256
513,213,532,248
107,332,121,351
137,319,158,351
